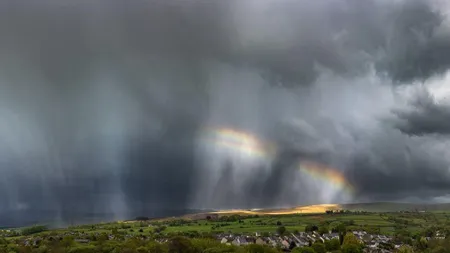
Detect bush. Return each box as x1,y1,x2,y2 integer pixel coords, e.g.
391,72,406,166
291,246,316,253
67,245,97,253
61,236,75,248
341,244,363,253
155,226,167,233
245,244,279,253
276,226,286,235
325,238,340,251
168,236,196,253
342,232,360,246
312,242,326,253
305,225,319,233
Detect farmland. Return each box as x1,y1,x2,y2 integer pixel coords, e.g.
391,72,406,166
3,203,450,253
16,208,449,238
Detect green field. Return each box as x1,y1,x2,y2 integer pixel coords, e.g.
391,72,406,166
37,211,449,237
5,202,450,240
3,207,450,253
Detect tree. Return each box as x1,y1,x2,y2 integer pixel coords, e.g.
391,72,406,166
341,233,362,253
291,247,316,253
276,221,282,226
325,238,340,251
289,241,297,250
341,244,363,253
61,236,75,248
343,232,360,246
168,236,196,253
154,226,167,233
336,223,347,233
312,242,326,253
305,225,319,233
414,237,428,251
397,245,414,253
318,225,329,235
276,226,286,235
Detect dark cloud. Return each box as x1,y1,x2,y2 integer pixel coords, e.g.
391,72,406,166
374,1,450,82
346,131,450,200
391,90,450,135
0,0,448,89
0,0,450,227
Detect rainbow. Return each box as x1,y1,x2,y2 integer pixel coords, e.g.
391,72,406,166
299,161,355,195
202,127,276,160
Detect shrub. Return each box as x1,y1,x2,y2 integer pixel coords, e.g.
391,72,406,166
325,238,340,251
312,242,326,253
291,246,316,253
67,245,97,253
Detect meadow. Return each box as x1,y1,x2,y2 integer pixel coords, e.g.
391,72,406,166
36,210,448,238
3,206,450,253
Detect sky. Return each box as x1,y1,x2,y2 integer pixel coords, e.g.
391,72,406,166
1,0,450,226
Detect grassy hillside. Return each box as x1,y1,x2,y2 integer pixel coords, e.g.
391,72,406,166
31,209,450,237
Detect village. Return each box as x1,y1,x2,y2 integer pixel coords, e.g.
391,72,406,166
3,229,416,253
215,230,403,252
2,210,449,253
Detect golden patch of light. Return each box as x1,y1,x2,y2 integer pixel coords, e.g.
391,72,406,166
212,204,342,216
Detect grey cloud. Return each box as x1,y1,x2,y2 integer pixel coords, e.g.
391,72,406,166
346,130,450,200
1,0,449,89
374,0,450,82
391,90,450,135
1,0,450,227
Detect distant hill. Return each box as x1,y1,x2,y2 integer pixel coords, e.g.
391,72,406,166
5,202,450,227
340,202,450,212
190,202,450,218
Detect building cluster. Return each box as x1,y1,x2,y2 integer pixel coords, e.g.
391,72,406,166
8,229,446,253
216,231,407,252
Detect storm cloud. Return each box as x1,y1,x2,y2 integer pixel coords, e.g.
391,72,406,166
1,0,450,226
391,87,450,135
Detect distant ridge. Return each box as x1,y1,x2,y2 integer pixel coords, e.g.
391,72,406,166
187,202,450,218
340,202,450,212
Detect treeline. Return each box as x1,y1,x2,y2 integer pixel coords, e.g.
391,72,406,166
208,215,260,223
0,232,367,253
0,235,280,253
325,210,369,215
21,226,47,236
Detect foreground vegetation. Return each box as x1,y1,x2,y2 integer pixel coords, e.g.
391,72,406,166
2,210,450,252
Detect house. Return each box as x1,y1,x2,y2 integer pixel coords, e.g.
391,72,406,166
281,240,290,249
323,233,339,240
232,236,248,246
220,238,228,244
267,237,278,247
255,238,265,245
